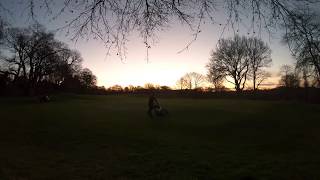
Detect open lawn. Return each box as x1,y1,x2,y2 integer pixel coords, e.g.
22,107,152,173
0,95,320,180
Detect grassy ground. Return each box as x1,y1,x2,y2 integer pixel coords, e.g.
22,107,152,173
0,94,320,180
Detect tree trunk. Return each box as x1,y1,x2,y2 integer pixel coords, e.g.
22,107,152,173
253,71,256,91
235,81,241,93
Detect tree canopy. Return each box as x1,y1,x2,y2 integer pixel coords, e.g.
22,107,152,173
0,23,97,95
1,0,319,58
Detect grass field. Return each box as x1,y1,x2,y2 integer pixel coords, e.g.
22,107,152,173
0,94,320,180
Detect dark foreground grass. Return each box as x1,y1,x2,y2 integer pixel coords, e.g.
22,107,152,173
0,94,320,180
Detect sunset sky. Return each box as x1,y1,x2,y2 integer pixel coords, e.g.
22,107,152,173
1,0,295,89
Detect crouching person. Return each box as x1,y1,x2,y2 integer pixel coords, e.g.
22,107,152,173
147,92,160,118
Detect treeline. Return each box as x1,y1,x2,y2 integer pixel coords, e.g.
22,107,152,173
102,87,320,103
0,24,99,96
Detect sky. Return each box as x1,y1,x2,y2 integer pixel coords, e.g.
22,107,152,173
0,0,296,89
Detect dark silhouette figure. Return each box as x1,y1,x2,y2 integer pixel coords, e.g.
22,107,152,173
147,92,169,118
148,92,160,118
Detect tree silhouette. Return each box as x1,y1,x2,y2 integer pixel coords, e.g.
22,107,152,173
144,83,157,90
207,35,272,92
51,49,83,86
79,68,97,88
2,24,63,94
283,10,320,86
207,69,224,91
176,77,188,90
246,37,272,91
279,64,300,88
0,23,97,95
177,72,206,90
207,35,250,92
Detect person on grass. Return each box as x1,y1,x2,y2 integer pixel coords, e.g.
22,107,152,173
147,92,160,118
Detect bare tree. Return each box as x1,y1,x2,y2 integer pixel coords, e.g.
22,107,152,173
144,83,158,90
2,27,35,81
176,77,188,90
254,71,271,89
298,66,311,88
246,37,272,91
50,49,83,85
207,35,272,91
283,9,320,86
0,23,97,94
207,68,224,91
2,24,73,90
3,0,318,59
279,64,300,88
207,35,250,92
127,85,136,92
177,72,206,90
190,72,206,89
280,64,293,77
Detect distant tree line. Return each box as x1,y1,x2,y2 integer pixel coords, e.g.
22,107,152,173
0,24,98,96
176,72,206,90
104,83,320,103
278,64,320,89
107,84,172,92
